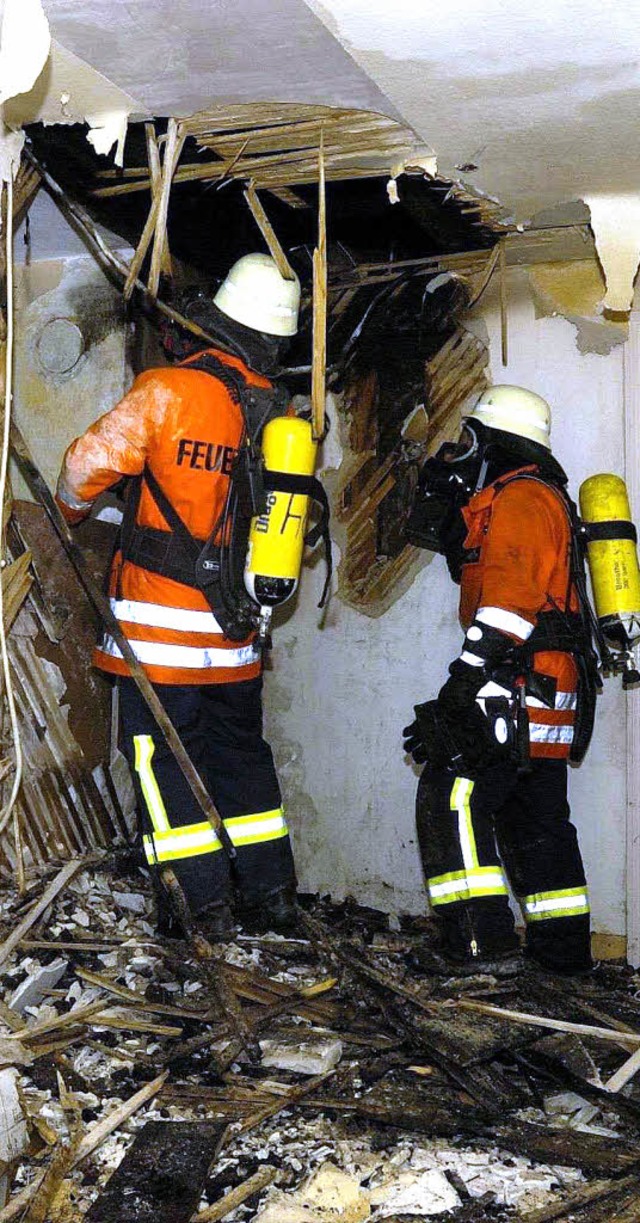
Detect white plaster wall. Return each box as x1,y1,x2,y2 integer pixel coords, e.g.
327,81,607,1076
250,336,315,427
266,265,627,935
12,250,129,499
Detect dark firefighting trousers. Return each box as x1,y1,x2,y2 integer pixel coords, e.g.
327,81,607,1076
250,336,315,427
416,759,592,973
119,676,296,915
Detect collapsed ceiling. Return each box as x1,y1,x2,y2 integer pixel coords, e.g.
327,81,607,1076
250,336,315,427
3,0,638,313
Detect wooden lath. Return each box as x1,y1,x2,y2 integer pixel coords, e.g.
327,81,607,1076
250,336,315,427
337,326,490,614
0,157,41,278
93,104,430,199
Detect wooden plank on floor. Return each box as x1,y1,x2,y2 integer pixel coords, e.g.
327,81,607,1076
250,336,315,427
85,1121,226,1223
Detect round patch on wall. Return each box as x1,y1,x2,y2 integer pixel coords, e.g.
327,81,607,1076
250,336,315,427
36,318,85,376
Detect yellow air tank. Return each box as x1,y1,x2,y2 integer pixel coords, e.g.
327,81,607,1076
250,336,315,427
579,473,640,650
245,416,317,621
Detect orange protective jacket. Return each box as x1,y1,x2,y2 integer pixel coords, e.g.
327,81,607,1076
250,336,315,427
460,468,579,760
56,349,268,687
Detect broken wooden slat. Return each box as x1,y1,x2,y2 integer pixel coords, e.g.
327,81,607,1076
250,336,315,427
311,127,327,442
605,1045,640,1093
0,1074,168,1221
196,1165,277,1222
500,237,509,366
74,964,215,1022
0,858,85,969
92,1009,183,1038
73,1072,168,1167
147,120,185,299
1,553,32,631
514,1171,640,1223
22,1131,83,1223
490,1120,640,1176
85,1121,225,1223
243,184,295,281
146,124,172,278
455,998,640,1049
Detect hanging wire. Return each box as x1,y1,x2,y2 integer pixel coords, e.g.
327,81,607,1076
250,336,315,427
0,173,25,868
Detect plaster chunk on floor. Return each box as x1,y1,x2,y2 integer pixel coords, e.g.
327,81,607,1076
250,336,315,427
370,1168,459,1216
259,1035,343,1075
9,956,68,1013
0,1069,29,1163
111,890,147,914
256,1162,370,1222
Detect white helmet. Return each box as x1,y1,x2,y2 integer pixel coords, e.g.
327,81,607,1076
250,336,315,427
466,384,552,451
214,253,300,337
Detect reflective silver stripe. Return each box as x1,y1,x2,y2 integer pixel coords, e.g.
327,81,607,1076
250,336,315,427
143,827,222,862
428,870,508,902
110,597,224,634
99,634,260,670
476,606,534,641
55,478,93,512
477,680,512,699
523,891,589,917
526,690,578,711
528,723,574,744
142,807,288,863
459,651,484,667
555,691,578,711
225,809,289,845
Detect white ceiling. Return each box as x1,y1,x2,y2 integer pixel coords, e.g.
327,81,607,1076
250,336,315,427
306,0,640,222
7,0,640,227
36,0,398,118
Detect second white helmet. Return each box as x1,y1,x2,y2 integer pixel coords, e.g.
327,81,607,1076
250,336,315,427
466,385,552,450
214,253,300,337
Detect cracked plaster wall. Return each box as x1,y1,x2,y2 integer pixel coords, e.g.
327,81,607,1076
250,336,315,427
267,263,627,937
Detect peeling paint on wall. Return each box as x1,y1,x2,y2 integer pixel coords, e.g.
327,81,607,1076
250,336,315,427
584,194,640,314
527,260,627,356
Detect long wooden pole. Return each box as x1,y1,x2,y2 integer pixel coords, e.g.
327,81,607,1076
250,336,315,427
23,148,232,358
311,127,327,441
9,423,236,863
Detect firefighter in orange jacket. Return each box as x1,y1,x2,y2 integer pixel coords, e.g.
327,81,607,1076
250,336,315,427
56,255,301,939
404,386,595,976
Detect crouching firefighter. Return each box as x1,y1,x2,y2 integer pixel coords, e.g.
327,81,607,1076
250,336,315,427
403,385,601,977
55,254,331,940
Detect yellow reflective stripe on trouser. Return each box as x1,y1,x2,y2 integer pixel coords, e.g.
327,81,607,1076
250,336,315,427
428,866,509,906
142,806,289,864
143,823,223,863
426,777,509,906
521,886,590,922
450,777,479,871
133,732,289,864
134,735,170,834
224,808,289,847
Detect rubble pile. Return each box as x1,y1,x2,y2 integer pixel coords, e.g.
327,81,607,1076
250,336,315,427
0,860,639,1220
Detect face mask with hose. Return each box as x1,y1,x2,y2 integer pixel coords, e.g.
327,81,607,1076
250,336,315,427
402,385,640,777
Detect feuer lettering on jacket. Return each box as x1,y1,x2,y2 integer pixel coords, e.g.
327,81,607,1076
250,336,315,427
176,437,237,474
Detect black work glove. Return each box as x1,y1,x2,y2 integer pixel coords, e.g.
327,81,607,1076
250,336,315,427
437,660,486,718
403,700,453,768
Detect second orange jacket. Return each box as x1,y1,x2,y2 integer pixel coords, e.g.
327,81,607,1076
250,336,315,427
460,470,579,759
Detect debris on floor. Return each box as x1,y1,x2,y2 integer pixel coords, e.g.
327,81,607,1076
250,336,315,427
0,858,640,1220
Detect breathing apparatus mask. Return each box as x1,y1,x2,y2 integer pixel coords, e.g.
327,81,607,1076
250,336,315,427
404,418,565,564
